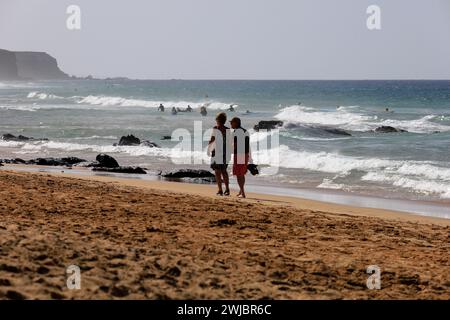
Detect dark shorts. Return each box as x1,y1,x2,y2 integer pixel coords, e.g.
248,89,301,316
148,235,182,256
211,162,228,171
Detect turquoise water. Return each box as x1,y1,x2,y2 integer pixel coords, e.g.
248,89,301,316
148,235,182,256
1,80,449,202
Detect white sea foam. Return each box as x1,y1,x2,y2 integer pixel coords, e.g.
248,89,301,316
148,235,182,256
275,105,375,131
0,105,39,112
0,82,39,89
274,105,450,133
72,135,118,140
317,179,347,190
22,91,237,111
0,140,209,162
77,95,235,110
361,172,450,199
252,144,450,198
27,91,63,100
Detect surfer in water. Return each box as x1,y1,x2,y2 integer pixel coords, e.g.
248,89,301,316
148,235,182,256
186,105,193,112
158,104,165,112
200,106,207,116
171,107,178,115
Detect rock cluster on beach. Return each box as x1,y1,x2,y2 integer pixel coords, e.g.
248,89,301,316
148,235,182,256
1,133,48,142
0,152,147,175
253,120,284,131
160,169,216,182
374,126,408,133
113,134,159,148
0,157,85,167
88,154,147,174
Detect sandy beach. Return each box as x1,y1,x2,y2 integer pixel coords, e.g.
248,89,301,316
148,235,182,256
0,168,449,300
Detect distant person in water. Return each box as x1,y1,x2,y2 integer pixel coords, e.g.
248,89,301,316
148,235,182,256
208,112,231,196
171,107,178,115
230,117,250,198
200,106,207,116
158,104,165,112
187,105,193,112
228,105,235,112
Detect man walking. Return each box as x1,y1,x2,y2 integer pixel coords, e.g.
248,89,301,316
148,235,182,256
230,117,250,198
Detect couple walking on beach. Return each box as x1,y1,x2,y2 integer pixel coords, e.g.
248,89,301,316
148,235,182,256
208,112,250,198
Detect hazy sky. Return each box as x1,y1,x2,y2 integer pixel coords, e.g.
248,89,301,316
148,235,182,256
1,0,449,79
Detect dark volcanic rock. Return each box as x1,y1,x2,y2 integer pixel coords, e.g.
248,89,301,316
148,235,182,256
283,124,352,137
1,133,48,142
117,134,141,146
1,157,85,167
95,154,119,168
1,133,18,140
60,157,87,165
322,128,352,136
140,140,160,148
92,167,147,174
375,126,408,133
254,120,284,131
114,135,159,148
27,157,86,166
0,158,26,164
161,169,215,179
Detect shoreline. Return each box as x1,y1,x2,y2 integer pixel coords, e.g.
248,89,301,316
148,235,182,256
2,164,449,226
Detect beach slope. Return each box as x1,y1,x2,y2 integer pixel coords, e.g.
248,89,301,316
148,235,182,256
0,170,448,299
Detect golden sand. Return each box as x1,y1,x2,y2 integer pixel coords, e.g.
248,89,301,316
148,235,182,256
0,170,448,299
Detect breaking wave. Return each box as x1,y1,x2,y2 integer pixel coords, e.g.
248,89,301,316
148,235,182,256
2,138,450,198
275,105,450,133
27,91,63,100
77,95,236,110
22,91,238,111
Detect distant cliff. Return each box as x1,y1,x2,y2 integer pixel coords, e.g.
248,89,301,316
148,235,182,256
0,49,19,80
0,49,69,80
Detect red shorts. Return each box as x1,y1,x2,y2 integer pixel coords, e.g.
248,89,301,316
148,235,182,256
233,154,249,176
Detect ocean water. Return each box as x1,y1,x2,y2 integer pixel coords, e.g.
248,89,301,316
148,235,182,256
1,80,450,203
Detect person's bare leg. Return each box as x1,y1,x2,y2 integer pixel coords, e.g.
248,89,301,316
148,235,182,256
222,170,230,194
237,176,246,198
214,169,223,194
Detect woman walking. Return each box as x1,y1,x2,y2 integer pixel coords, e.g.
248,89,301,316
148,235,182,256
208,112,231,196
